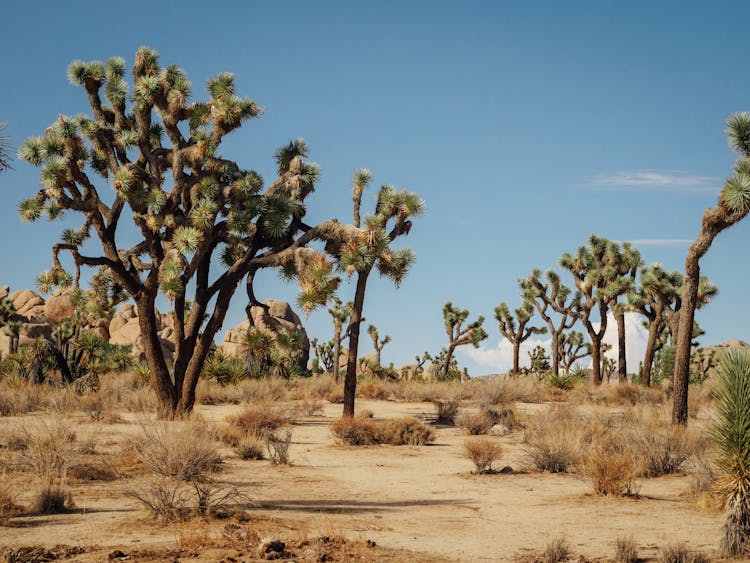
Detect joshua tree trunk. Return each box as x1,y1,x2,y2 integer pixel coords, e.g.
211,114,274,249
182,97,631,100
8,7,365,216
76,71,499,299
444,343,457,380
673,204,743,425
550,332,560,377
642,322,660,386
616,310,627,383
343,270,370,417
590,335,602,384
333,325,342,382
512,341,521,374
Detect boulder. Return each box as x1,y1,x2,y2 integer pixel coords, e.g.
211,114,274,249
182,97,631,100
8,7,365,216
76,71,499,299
0,285,9,300
21,323,52,340
10,289,45,319
44,287,76,324
218,319,250,357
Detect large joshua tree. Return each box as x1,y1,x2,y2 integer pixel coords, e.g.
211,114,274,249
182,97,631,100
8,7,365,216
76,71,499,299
520,269,579,375
494,300,547,375
558,330,591,374
610,244,642,382
629,264,717,386
673,113,750,424
712,349,750,555
18,49,350,417
329,169,423,417
560,235,633,384
326,296,352,381
440,302,487,380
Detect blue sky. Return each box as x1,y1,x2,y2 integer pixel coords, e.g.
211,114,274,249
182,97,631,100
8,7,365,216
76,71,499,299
1,1,749,374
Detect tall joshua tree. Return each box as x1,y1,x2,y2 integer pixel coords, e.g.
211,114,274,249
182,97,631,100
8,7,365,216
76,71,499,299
494,300,547,375
629,264,717,386
328,169,423,417
611,244,642,382
560,235,633,384
18,49,350,417
440,302,487,380
367,324,390,367
520,269,579,375
326,296,352,381
673,113,750,424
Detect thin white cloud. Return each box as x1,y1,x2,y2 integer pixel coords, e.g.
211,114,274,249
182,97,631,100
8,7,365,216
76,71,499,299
621,238,693,247
583,170,720,192
462,336,552,373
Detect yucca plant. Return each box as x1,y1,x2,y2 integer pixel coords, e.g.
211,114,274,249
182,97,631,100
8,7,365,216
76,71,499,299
712,349,750,556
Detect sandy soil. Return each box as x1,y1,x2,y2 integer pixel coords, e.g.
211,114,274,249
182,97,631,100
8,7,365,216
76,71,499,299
0,399,723,562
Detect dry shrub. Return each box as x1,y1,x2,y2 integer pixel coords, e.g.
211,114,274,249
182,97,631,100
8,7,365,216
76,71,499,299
229,404,288,436
3,430,29,451
579,433,639,497
357,408,374,418
30,485,74,514
0,478,24,525
235,434,266,460
432,399,459,424
523,406,584,472
197,379,243,405
464,437,503,474
484,404,522,430
358,380,387,400
131,420,221,481
473,378,512,407
325,387,345,404
68,460,118,481
297,398,324,416
300,374,337,399
126,475,193,521
544,537,571,563
330,416,434,446
267,428,293,464
0,382,43,415
632,421,707,477
614,536,639,563
18,418,77,480
687,457,721,506
330,416,381,446
658,543,710,563
458,411,495,435
379,418,435,446
237,378,290,403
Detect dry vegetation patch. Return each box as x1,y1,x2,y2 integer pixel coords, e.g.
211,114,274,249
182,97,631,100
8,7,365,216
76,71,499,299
330,416,435,446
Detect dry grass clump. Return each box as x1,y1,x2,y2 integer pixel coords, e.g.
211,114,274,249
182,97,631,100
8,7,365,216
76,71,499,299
267,428,293,464
631,419,707,477
614,536,639,563
579,438,639,496
237,378,291,403
219,404,293,463
130,420,221,481
296,397,324,416
484,404,522,430
30,485,75,514
658,543,710,563
432,399,460,424
197,379,243,405
330,416,435,446
543,537,571,563
457,411,496,435
357,380,388,400
464,437,503,474
523,406,584,472
326,387,345,404
0,477,24,525
229,404,289,436
0,381,44,415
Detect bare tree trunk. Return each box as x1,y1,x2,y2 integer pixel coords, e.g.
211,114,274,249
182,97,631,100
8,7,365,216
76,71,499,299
589,332,602,384
550,331,559,376
616,310,627,383
444,343,457,380
673,251,701,425
343,271,369,418
137,295,177,418
512,341,521,375
332,325,341,382
642,322,659,386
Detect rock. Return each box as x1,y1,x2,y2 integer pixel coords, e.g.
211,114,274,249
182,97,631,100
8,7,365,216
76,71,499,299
43,287,76,324
21,323,52,340
422,363,437,382
221,300,310,370
108,308,174,364
0,285,9,300
498,465,513,474
489,424,511,436
10,289,45,319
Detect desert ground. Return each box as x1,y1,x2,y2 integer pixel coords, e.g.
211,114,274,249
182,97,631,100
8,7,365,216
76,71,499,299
0,376,726,562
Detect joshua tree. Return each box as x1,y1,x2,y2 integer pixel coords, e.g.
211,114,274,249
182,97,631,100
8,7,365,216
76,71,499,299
610,244,642,382
494,300,547,375
0,122,11,173
0,297,21,355
673,113,750,424
712,349,750,555
311,337,335,375
629,264,717,386
520,269,579,375
560,235,634,385
367,324,390,367
328,170,422,417
559,330,592,374
527,345,550,380
19,49,350,417
440,302,487,380
691,346,716,384
326,297,352,381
